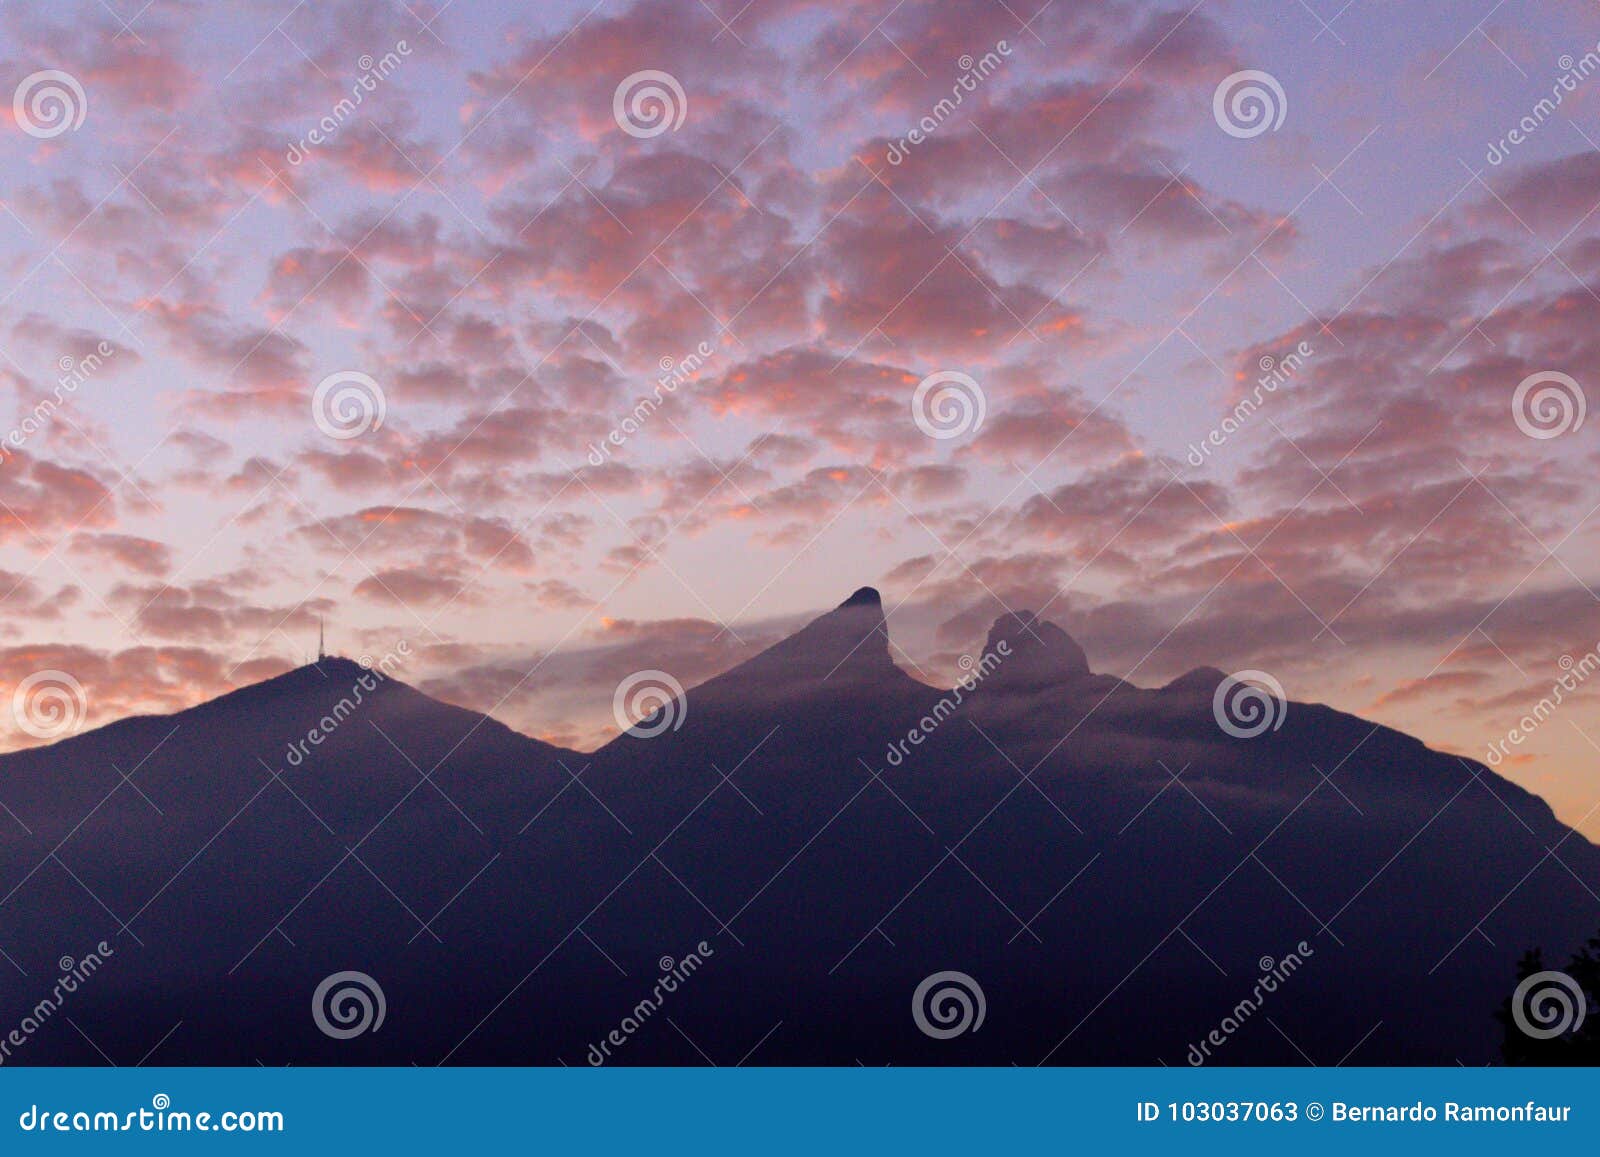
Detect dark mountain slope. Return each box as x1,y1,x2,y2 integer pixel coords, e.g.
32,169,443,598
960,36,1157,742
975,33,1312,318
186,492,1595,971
0,594,1592,1066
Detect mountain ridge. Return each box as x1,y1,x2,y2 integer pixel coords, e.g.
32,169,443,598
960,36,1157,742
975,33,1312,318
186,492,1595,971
0,590,1409,763
0,586,1590,1067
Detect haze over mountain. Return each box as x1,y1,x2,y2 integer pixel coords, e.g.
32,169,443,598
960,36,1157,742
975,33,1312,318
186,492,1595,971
0,587,1592,1066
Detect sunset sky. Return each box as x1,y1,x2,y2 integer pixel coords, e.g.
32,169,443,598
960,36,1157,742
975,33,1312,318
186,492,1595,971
1,0,1597,830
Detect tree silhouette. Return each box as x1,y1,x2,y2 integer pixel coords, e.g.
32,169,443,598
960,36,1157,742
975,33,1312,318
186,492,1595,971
1500,931,1600,1064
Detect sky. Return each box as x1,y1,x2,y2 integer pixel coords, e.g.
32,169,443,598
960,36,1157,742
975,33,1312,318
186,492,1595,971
0,0,1598,829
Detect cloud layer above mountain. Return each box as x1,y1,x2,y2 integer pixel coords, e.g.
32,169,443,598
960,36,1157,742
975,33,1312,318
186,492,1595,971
0,0,1596,826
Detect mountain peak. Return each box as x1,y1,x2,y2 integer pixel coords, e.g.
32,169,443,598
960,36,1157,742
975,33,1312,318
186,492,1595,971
186,654,403,719
686,586,899,700
308,655,371,678
1163,666,1227,694
981,610,1091,688
768,586,894,680
839,586,882,609
262,655,381,690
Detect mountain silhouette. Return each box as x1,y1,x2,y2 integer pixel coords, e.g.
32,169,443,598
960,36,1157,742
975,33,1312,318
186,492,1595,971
0,587,1592,1066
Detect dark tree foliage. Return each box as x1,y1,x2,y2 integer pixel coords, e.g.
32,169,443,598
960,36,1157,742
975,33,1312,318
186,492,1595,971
1500,933,1600,1064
